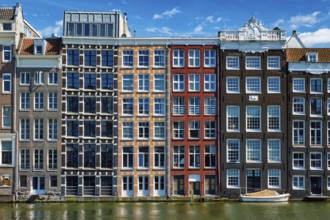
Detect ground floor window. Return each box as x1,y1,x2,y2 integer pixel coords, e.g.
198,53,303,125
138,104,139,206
84,176,95,196
138,176,149,196
101,176,113,196
154,175,165,196
328,176,330,190
227,169,240,188
268,169,281,188
292,175,305,190
204,175,216,195
122,176,133,197
66,176,78,196
19,175,28,188
0,174,10,186
173,175,184,195
50,175,57,188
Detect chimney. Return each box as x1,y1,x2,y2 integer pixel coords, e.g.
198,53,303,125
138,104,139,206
292,30,297,35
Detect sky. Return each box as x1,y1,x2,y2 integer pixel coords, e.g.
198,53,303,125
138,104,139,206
3,0,330,47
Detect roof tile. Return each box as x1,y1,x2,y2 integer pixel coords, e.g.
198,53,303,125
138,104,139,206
19,38,62,55
0,8,15,20
286,48,330,62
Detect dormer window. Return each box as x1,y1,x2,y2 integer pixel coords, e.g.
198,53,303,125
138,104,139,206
36,46,42,54
3,23,12,31
33,39,47,55
306,52,318,62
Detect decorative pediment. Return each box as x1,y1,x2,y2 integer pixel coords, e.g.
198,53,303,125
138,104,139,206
239,17,268,40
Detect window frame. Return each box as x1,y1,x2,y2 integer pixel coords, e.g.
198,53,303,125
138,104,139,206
226,77,240,94
204,50,216,68
267,77,281,93
188,49,200,67
267,56,280,70
2,45,11,62
204,74,216,92
154,50,165,68
226,56,239,70
245,56,261,70
173,49,184,68
2,73,11,94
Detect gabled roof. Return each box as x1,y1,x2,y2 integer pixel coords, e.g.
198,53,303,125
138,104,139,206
19,38,62,55
0,7,15,20
286,31,305,48
286,48,330,62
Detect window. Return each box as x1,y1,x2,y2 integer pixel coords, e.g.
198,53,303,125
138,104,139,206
154,146,165,168
3,45,11,62
173,175,184,195
292,97,305,115
2,106,11,128
173,121,184,139
226,77,240,93
204,50,216,67
154,98,165,115
34,149,44,170
122,176,133,196
246,56,261,69
154,122,165,139
227,106,240,132
138,147,149,168
50,176,57,188
138,176,149,194
189,74,200,91
101,144,113,168
102,50,114,67
189,121,200,139
34,119,44,140
328,121,330,146
246,106,261,131
189,145,200,168
310,121,322,146
310,98,322,116
310,152,322,169
122,50,133,67
138,74,149,92
328,79,330,93
20,119,30,140
3,23,12,31
204,74,216,92
101,97,114,114
292,152,304,169
227,139,240,163
66,144,78,168
101,73,114,90
84,144,96,168
20,92,30,110
205,145,216,168
122,98,134,115
188,49,200,67
173,97,184,115
48,119,57,140
123,147,133,168
292,175,305,190
268,139,281,163
20,72,30,85
122,74,134,92
189,97,200,115
293,121,305,146
205,121,216,139
66,120,79,137
306,52,318,62
292,78,305,93
268,169,281,188
101,121,113,137
173,146,184,168
20,175,28,188
84,97,96,113
173,74,184,92
66,72,79,90
122,122,133,139
246,77,261,93
2,74,11,93
267,56,280,69
328,98,330,115
84,73,96,90
226,56,239,70
154,175,165,192
1,141,12,165
138,98,149,115
34,71,44,85
34,92,44,110
138,50,149,67
173,50,184,67
48,72,58,85
48,92,58,110
154,75,165,92
246,139,261,162
84,121,96,137
310,78,322,93
328,153,330,170
267,106,281,131
267,77,280,93
138,122,149,139
67,49,79,66
67,96,78,113
204,97,216,115
48,149,57,169
227,169,240,188
154,50,165,67
84,50,96,66
20,149,30,170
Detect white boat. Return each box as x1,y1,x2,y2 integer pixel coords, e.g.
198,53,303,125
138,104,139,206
240,189,290,202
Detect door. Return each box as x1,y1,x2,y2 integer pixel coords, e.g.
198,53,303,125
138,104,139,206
246,169,261,193
189,182,200,195
138,176,149,196
311,176,322,195
31,176,46,195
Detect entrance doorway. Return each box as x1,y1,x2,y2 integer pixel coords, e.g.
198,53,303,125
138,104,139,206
31,176,46,195
246,169,261,193
310,176,322,195
189,174,200,195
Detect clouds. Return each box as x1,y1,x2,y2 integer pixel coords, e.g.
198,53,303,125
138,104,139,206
38,20,63,37
299,28,330,47
289,12,321,29
193,15,222,34
153,7,181,20
145,26,175,36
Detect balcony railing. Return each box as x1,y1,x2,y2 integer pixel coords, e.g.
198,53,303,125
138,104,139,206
219,30,286,41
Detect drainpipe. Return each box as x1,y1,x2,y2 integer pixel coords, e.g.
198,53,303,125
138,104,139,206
14,55,19,202
165,44,171,199
216,43,221,197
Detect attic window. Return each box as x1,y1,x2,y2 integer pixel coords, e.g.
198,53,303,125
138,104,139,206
36,46,42,54
306,52,318,62
3,23,12,31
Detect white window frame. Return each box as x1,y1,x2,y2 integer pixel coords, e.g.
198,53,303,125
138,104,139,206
138,122,149,140
204,50,216,67
154,146,165,168
20,119,30,141
246,139,261,163
310,97,322,117
328,78,330,93
226,56,239,70
188,49,200,67
267,56,280,70
246,77,261,94
327,153,330,170
34,92,44,110
292,175,305,190
292,97,305,115
20,72,30,85
2,45,11,62
188,97,200,115
227,169,240,188
173,97,184,115
204,74,216,92
268,169,281,188
245,56,261,70
138,74,149,92
48,92,58,111
267,77,280,93
204,97,216,115
2,105,11,129
138,146,149,168
227,106,240,132
138,50,149,68
122,98,134,115
122,122,134,140
48,119,57,141
154,50,165,68
154,98,165,116
267,106,281,132
188,74,200,92
292,152,305,170
122,50,134,68
327,98,330,115
173,121,185,139
122,74,134,92
48,72,58,85
153,75,165,92
310,78,323,94
227,139,240,163
189,121,200,139
20,92,30,111
226,77,240,94
34,71,44,85
306,52,318,62
34,118,44,141
173,49,184,68
310,152,322,170
189,145,200,168
267,139,281,163
292,78,305,93
327,121,330,146
2,73,11,93
154,122,165,140
293,120,305,146
173,74,185,92
310,120,322,146
138,98,149,116
204,121,216,139
246,106,261,132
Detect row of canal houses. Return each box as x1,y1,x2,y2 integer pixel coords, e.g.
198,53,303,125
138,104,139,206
0,3,330,201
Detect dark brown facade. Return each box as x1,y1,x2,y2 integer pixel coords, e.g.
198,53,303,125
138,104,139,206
170,44,219,197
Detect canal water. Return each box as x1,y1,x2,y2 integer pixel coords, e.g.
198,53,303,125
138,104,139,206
0,201,330,220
